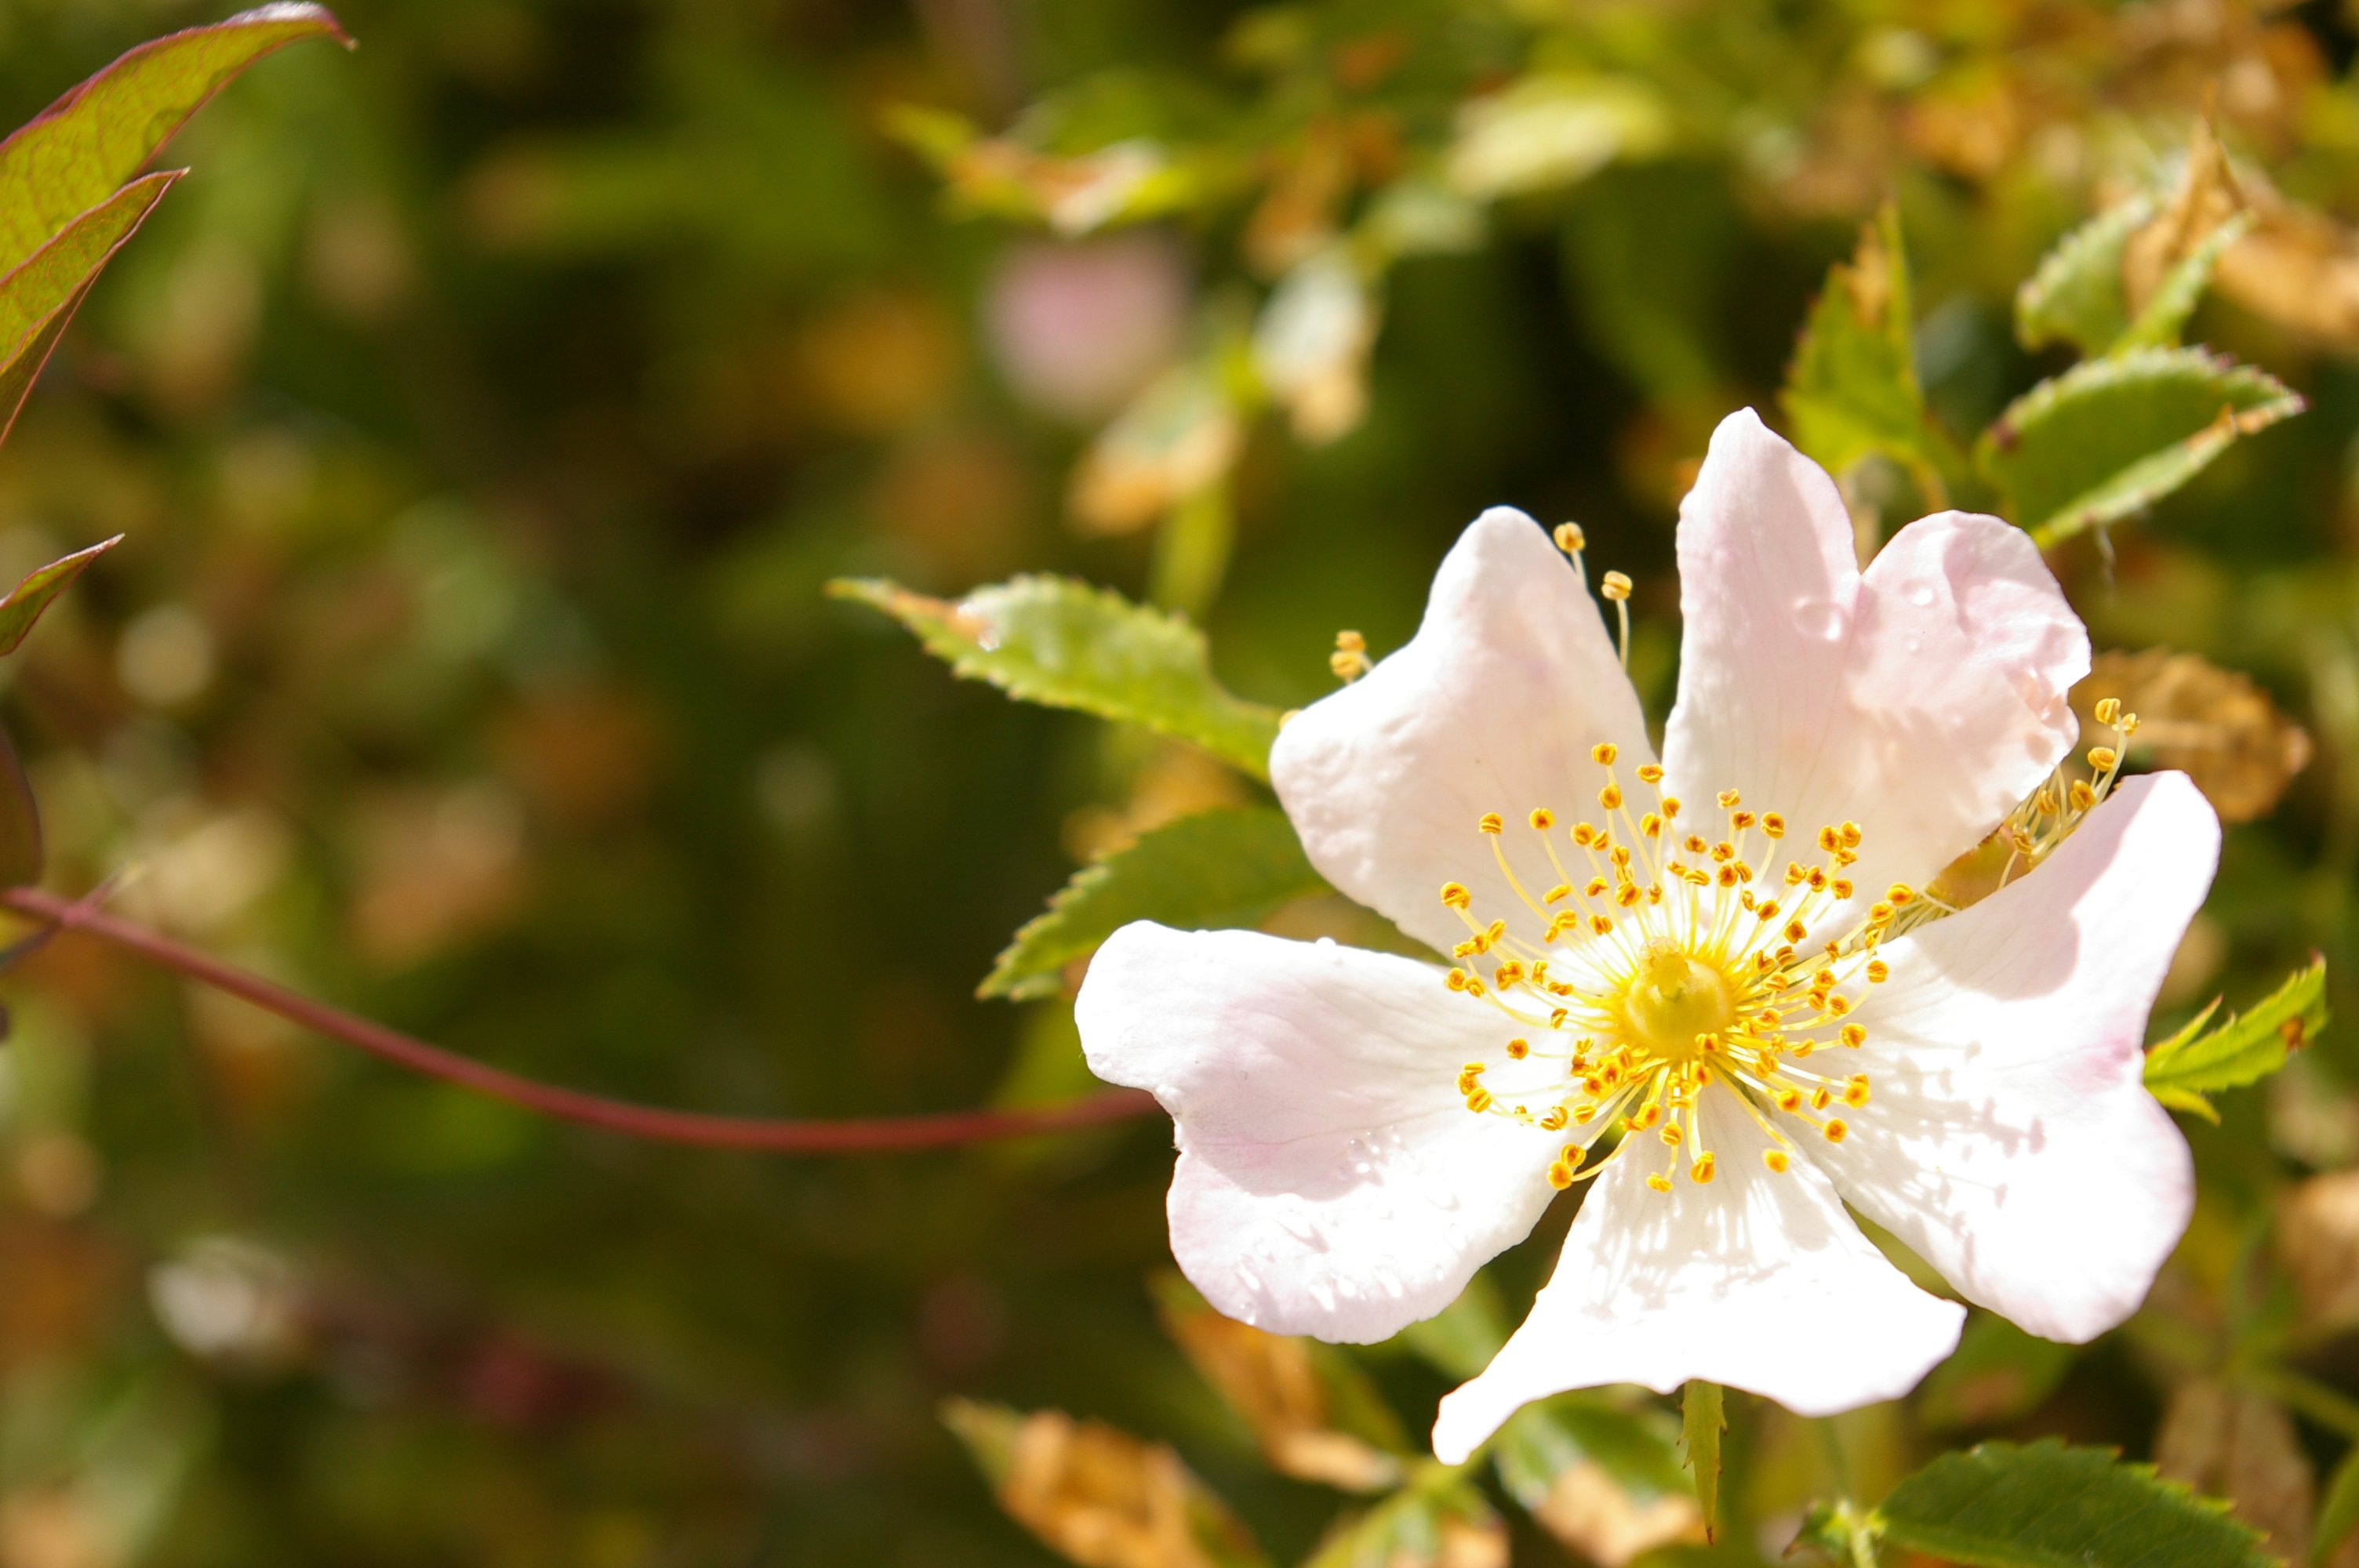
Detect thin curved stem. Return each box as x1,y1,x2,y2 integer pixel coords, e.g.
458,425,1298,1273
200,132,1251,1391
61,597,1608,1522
0,885,1156,1153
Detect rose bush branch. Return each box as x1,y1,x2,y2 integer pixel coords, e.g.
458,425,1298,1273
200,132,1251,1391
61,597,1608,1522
0,886,1152,1153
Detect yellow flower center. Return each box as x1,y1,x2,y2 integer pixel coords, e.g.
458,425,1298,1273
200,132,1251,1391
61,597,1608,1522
1439,740,1899,1195
1619,946,1736,1058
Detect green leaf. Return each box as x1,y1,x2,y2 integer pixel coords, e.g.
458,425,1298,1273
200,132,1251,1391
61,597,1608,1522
1874,1439,2276,1568
1916,1313,2080,1431
829,575,1282,779
1304,1477,1503,1568
0,726,42,887
2145,956,2328,1120
1976,347,2303,548
0,535,121,658
2117,210,2254,354
0,175,176,448
0,4,351,276
1492,1398,1688,1508
1681,1381,1725,1542
983,808,1327,1000
2315,1442,2359,1566
2016,196,2154,357
1783,202,1964,500
1398,1275,1513,1382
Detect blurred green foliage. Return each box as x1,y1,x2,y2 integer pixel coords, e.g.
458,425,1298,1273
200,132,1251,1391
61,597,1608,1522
0,0,2357,1564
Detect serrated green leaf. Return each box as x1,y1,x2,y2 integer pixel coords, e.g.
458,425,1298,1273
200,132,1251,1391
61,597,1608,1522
1916,1312,2080,1431
983,808,1326,1000
2117,210,2254,354
830,575,1282,779
1304,1478,1503,1568
1874,1439,2277,1568
1783,203,1964,500
0,533,121,658
1681,1381,1725,1542
0,727,42,887
2144,956,2327,1120
940,1398,1271,1568
0,175,174,448
1977,347,2303,548
2016,196,2155,356
1492,1397,1688,1508
0,5,351,277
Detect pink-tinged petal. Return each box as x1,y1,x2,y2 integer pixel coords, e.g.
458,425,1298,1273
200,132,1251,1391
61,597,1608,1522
1430,1094,1963,1463
1272,506,1652,958
1661,409,2088,910
1810,772,2215,1343
1077,921,1568,1344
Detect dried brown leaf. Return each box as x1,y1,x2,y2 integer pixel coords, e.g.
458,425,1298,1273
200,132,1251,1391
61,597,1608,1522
2076,649,2309,822
965,1404,1260,1568
1157,1285,1401,1492
2154,1379,2314,1562
2280,1169,2359,1331
2124,118,2245,317
1529,1461,1705,1566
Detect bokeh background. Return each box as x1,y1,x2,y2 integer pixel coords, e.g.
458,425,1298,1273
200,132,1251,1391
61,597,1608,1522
0,0,2350,1563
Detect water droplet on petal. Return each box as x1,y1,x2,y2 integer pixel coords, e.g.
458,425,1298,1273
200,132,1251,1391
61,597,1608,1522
1792,597,1850,641
1904,582,1937,608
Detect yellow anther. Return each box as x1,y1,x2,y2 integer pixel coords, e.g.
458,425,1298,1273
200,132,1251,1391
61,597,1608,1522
1775,1088,1802,1112
1572,822,1596,847
1783,920,1808,944
1466,978,1488,997
1661,797,1681,818
1485,920,1507,944
1756,900,1781,922
1601,571,1633,601
2120,712,2139,736
1540,1106,1568,1131
1807,868,1828,892
1645,1172,1672,1192
1764,1148,1790,1174
1660,1122,1684,1147
1868,901,1894,923
2088,746,2119,771
1731,810,1755,829
1528,808,1554,830
1616,882,1642,908
1844,1075,1870,1107
1591,742,1618,766
1589,914,1613,935
1585,876,1608,898
1827,994,1852,1016
1761,813,1786,839
1452,940,1479,959
1717,790,1741,808
1840,822,1862,849
1554,521,1587,554
1685,834,1708,855
1466,1088,1493,1113
1543,883,1571,905
1831,878,1853,900
1440,881,1472,909
1599,783,1623,811
1637,764,1664,784
1840,1023,1867,1047
1691,1152,1716,1184
2069,779,2095,811
1445,969,1470,992
1630,1103,1661,1131
1823,1118,1849,1143
1810,1087,1833,1111
1334,630,1365,654
1886,884,1914,906
1866,960,1888,983
1572,1104,1598,1124
1696,1032,1721,1054
1641,813,1663,837
1495,960,1525,985
1506,1037,1530,1060
1479,812,1504,834
1549,1007,1568,1029
2094,696,2121,725
1329,650,1363,680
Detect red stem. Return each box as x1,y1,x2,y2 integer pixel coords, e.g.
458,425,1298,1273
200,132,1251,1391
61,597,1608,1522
0,886,1156,1152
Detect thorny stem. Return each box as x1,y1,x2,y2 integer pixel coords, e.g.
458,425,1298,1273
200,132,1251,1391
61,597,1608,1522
0,886,1157,1153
